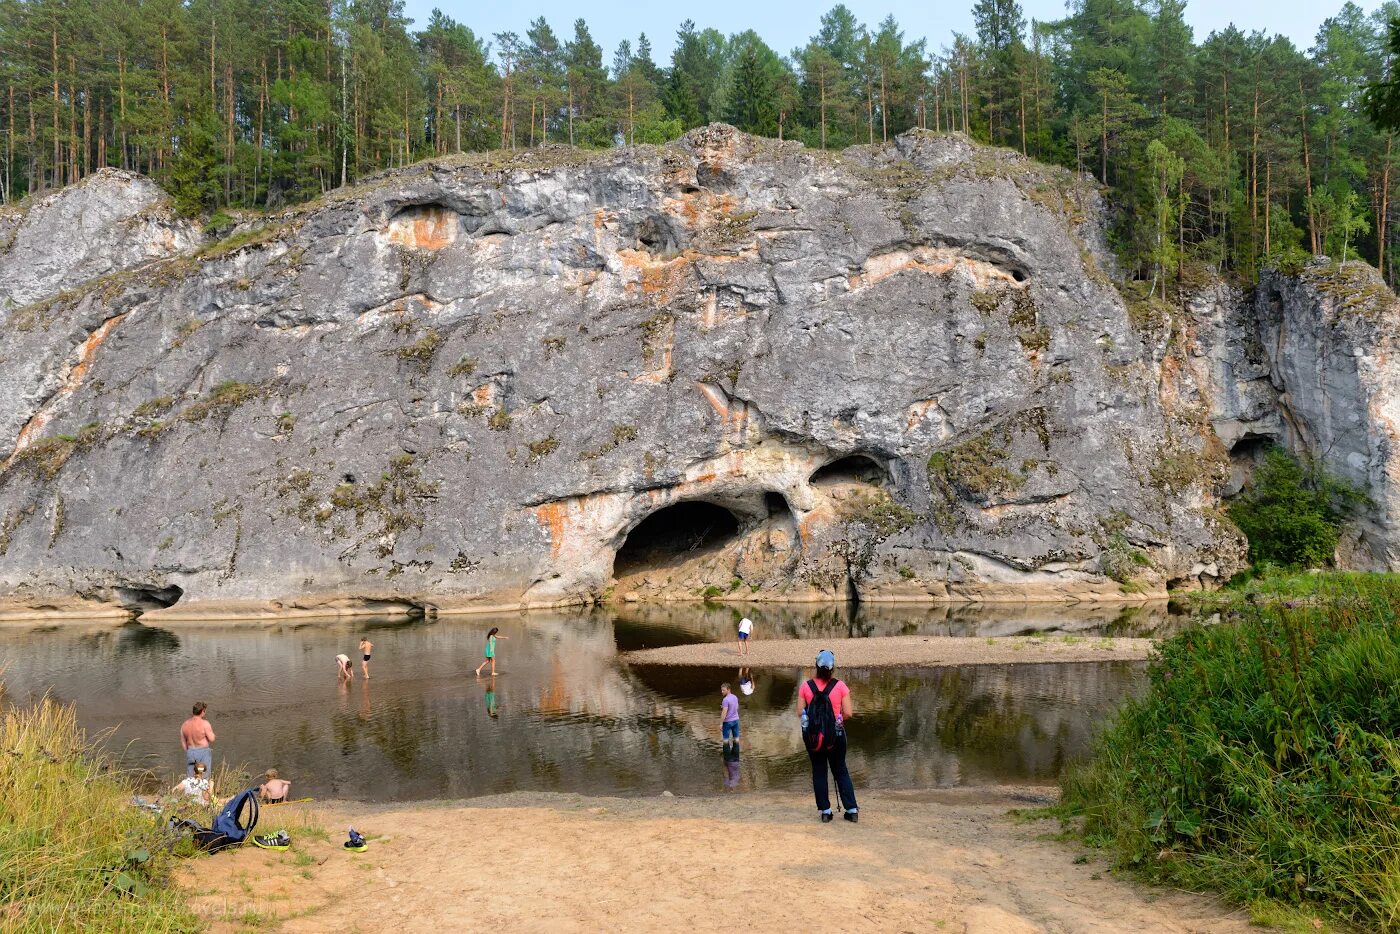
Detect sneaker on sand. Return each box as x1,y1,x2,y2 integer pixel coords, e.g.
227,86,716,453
252,831,291,851
820,810,834,823
843,810,859,823
344,828,367,852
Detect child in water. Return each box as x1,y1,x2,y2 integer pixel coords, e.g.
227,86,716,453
336,653,353,679
474,627,508,677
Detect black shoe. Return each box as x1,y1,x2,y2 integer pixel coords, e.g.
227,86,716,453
820,811,834,823
843,810,859,823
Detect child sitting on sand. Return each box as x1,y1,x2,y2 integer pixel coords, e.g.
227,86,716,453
259,768,292,803
171,761,212,805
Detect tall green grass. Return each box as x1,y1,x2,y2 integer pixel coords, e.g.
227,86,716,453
0,696,198,932
1064,574,1400,928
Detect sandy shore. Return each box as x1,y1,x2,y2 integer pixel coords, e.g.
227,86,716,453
622,634,1154,668
183,789,1254,933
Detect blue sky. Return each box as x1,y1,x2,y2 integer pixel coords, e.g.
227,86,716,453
399,0,1390,64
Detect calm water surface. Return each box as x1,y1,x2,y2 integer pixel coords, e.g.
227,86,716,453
0,602,1181,801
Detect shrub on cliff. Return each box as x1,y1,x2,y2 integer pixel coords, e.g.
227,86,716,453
1062,575,1400,928
0,694,198,931
1227,447,1364,568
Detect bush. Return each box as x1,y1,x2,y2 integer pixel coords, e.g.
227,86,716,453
0,695,198,931
1062,575,1400,928
1227,447,1364,568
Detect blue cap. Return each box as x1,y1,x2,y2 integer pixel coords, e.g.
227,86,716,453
816,649,835,669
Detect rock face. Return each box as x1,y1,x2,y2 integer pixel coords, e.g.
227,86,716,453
0,126,1371,619
1187,262,1400,569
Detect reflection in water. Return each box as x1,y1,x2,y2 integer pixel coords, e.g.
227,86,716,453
0,603,1165,801
723,744,741,790
116,624,181,655
611,600,1191,648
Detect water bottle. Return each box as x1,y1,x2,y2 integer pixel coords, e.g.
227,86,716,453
800,711,809,731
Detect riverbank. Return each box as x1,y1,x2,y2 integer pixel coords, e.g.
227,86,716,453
1064,573,1400,929
181,790,1255,933
623,634,1153,668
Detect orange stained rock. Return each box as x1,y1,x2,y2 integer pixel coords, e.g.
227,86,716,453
532,502,568,559
387,206,457,250
848,247,1022,292
10,312,127,459
696,382,730,418
906,399,938,432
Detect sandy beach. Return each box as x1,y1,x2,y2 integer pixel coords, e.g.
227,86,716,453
182,789,1254,933
623,634,1155,668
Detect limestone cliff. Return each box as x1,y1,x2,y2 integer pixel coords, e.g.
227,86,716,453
0,126,1373,620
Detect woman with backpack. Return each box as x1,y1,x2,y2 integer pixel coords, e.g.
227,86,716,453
798,648,858,823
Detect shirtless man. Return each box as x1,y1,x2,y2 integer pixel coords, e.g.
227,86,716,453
359,637,373,678
180,702,216,777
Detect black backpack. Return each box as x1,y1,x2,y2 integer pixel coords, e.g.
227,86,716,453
802,679,841,753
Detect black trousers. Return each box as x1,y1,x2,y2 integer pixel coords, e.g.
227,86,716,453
806,731,857,812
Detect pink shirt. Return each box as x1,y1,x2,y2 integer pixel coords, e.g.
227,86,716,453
798,678,849,724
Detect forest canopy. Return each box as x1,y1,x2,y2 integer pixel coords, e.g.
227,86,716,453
2,0,1398,288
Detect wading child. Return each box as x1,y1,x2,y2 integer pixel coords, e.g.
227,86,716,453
359,637,374,678
475,627,508,677
336,653,353,679
720,682,740,745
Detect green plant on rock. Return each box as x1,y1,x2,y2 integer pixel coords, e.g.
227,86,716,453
396,329,443,371
182,380,261,422
525,436,559,464
446,356,477,378
1227,447,1364,568
1099,532,1152,583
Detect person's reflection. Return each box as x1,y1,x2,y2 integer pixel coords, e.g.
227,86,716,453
738,668,754,698
336,671,351,708
484,676,499,719
358,677,372,722
722,743,741,790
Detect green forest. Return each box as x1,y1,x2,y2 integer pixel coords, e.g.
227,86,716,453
2,0,1399,289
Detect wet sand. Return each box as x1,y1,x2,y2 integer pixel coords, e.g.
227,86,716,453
184,790,1254,933
622,634,1155,668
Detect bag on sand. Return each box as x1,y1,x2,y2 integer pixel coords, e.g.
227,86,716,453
174,787,260,854
802,679,841,753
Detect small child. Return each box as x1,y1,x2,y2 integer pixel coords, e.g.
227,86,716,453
259,768,292,803
737,617,753,656
172,761,212,804
474,627,508,677
720,682,740,745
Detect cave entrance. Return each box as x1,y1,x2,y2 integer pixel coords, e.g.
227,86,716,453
613,501,741,578
810,454,886,487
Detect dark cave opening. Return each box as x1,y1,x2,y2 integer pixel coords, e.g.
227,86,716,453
810,454,886,487
613,501,742,577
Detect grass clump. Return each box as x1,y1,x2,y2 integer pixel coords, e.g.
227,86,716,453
1062,575,1400,929
182,380,261,422
395,329,443,371
1228,447,1364,569
0,695,199,931
445,355,477,378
